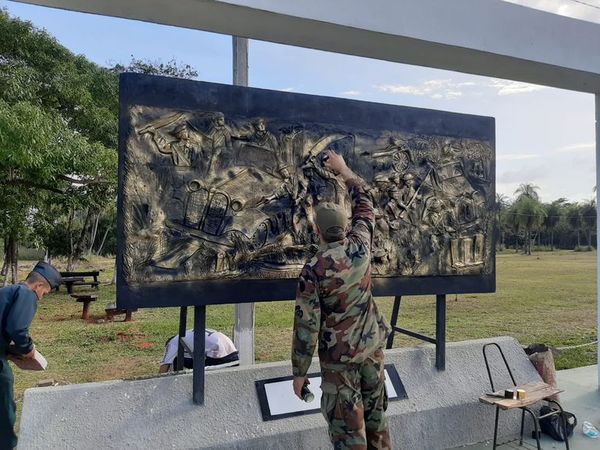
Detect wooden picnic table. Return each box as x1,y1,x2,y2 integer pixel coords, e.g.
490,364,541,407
61,276,84,294
60,271,100,294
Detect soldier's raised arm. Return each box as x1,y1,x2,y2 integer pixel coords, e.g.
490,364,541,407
323,150,375,247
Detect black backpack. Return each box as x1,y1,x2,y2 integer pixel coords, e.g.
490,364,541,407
537,405,577,441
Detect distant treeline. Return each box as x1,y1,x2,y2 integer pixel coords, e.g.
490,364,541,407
496,183,596,254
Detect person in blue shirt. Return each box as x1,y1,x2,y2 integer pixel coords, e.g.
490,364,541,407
0,261,61,449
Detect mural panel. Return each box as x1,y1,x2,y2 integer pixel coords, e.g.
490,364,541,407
118,74,495,306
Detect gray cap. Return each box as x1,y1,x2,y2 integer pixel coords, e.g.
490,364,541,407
32,261,61,290
315,202,348,242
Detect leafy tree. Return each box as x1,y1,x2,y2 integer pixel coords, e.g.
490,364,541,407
109,56,198,79
513,195,546,255
543,198,567,250
502,201,522,252
515,183,540,201
494,193,509,250
580,200,596,250
0,99,117,277
0,9,199,278
0,10,117,278
566,204,583,248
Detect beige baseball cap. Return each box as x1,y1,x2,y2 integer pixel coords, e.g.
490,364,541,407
315,202,348,242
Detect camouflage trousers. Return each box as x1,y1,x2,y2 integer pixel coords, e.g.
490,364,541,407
320,348,391,450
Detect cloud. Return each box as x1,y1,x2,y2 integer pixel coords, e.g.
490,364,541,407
498,165,547,184
497,153,540,161
340,90,361,96
280,87,295,92
374,79,466,99
374,78,547,99
505,0,600,24
489,79,548,96
555,142,595,153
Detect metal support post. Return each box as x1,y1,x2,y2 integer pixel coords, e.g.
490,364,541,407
386,296,401,349
232,36,248,86
386,294,446,370
232,36,255,366
176,306,187,371
436,294,446,371
596,93,600,390
193,305,206,405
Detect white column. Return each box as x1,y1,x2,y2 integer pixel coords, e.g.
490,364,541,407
596,93,600,390
232,37,249,86
232,36,255,366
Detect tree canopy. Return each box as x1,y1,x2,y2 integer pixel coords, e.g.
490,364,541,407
0,9,120,278
0,8,201,280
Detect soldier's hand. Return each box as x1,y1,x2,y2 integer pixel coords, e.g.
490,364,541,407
293,376,308,399
323,150,355,181
323,150,345,173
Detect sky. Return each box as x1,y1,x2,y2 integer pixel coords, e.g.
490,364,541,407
1,0,598,202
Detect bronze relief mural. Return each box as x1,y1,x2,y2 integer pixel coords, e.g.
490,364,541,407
117,74,495,306
120,86,494,290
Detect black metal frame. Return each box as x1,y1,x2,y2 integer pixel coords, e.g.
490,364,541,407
117,275,494,309
385,294,447,370
179,293,446,405
173,305,207,404
482,343,570,450
116,73,496,310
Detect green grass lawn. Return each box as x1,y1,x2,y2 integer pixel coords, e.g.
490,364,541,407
7,250,598,421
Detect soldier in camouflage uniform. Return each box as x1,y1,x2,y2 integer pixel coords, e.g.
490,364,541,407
292,150,392,450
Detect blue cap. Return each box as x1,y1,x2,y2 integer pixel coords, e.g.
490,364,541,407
32,261,62,290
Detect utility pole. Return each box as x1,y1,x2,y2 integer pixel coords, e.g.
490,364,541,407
232,36,255,365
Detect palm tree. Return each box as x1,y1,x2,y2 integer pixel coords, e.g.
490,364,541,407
514,195,546,255
543,198,567,250
515,183,540,201
580,200,596,250
502,201,521,252
566,204,583,248
494,193,509,250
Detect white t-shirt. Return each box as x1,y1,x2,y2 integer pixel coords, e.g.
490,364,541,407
161,329,237,365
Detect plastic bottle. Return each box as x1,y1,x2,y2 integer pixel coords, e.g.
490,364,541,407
301,383,315,402
582,421,599,439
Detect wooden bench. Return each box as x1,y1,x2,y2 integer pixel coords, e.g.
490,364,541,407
60,271,100,294
105,303,136,322
71,294,97,320
61,276,84,294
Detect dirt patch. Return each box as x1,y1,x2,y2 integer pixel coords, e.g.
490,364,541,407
52,314,80,322
136,341,154,350
116,331,140,342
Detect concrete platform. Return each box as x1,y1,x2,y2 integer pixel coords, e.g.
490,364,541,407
18,336,541,449
458,364,600,450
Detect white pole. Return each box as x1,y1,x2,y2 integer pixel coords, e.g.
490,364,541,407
596,93,600,390
232,36,255,366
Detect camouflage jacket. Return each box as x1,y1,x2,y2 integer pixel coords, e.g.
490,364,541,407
292,177,391,376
